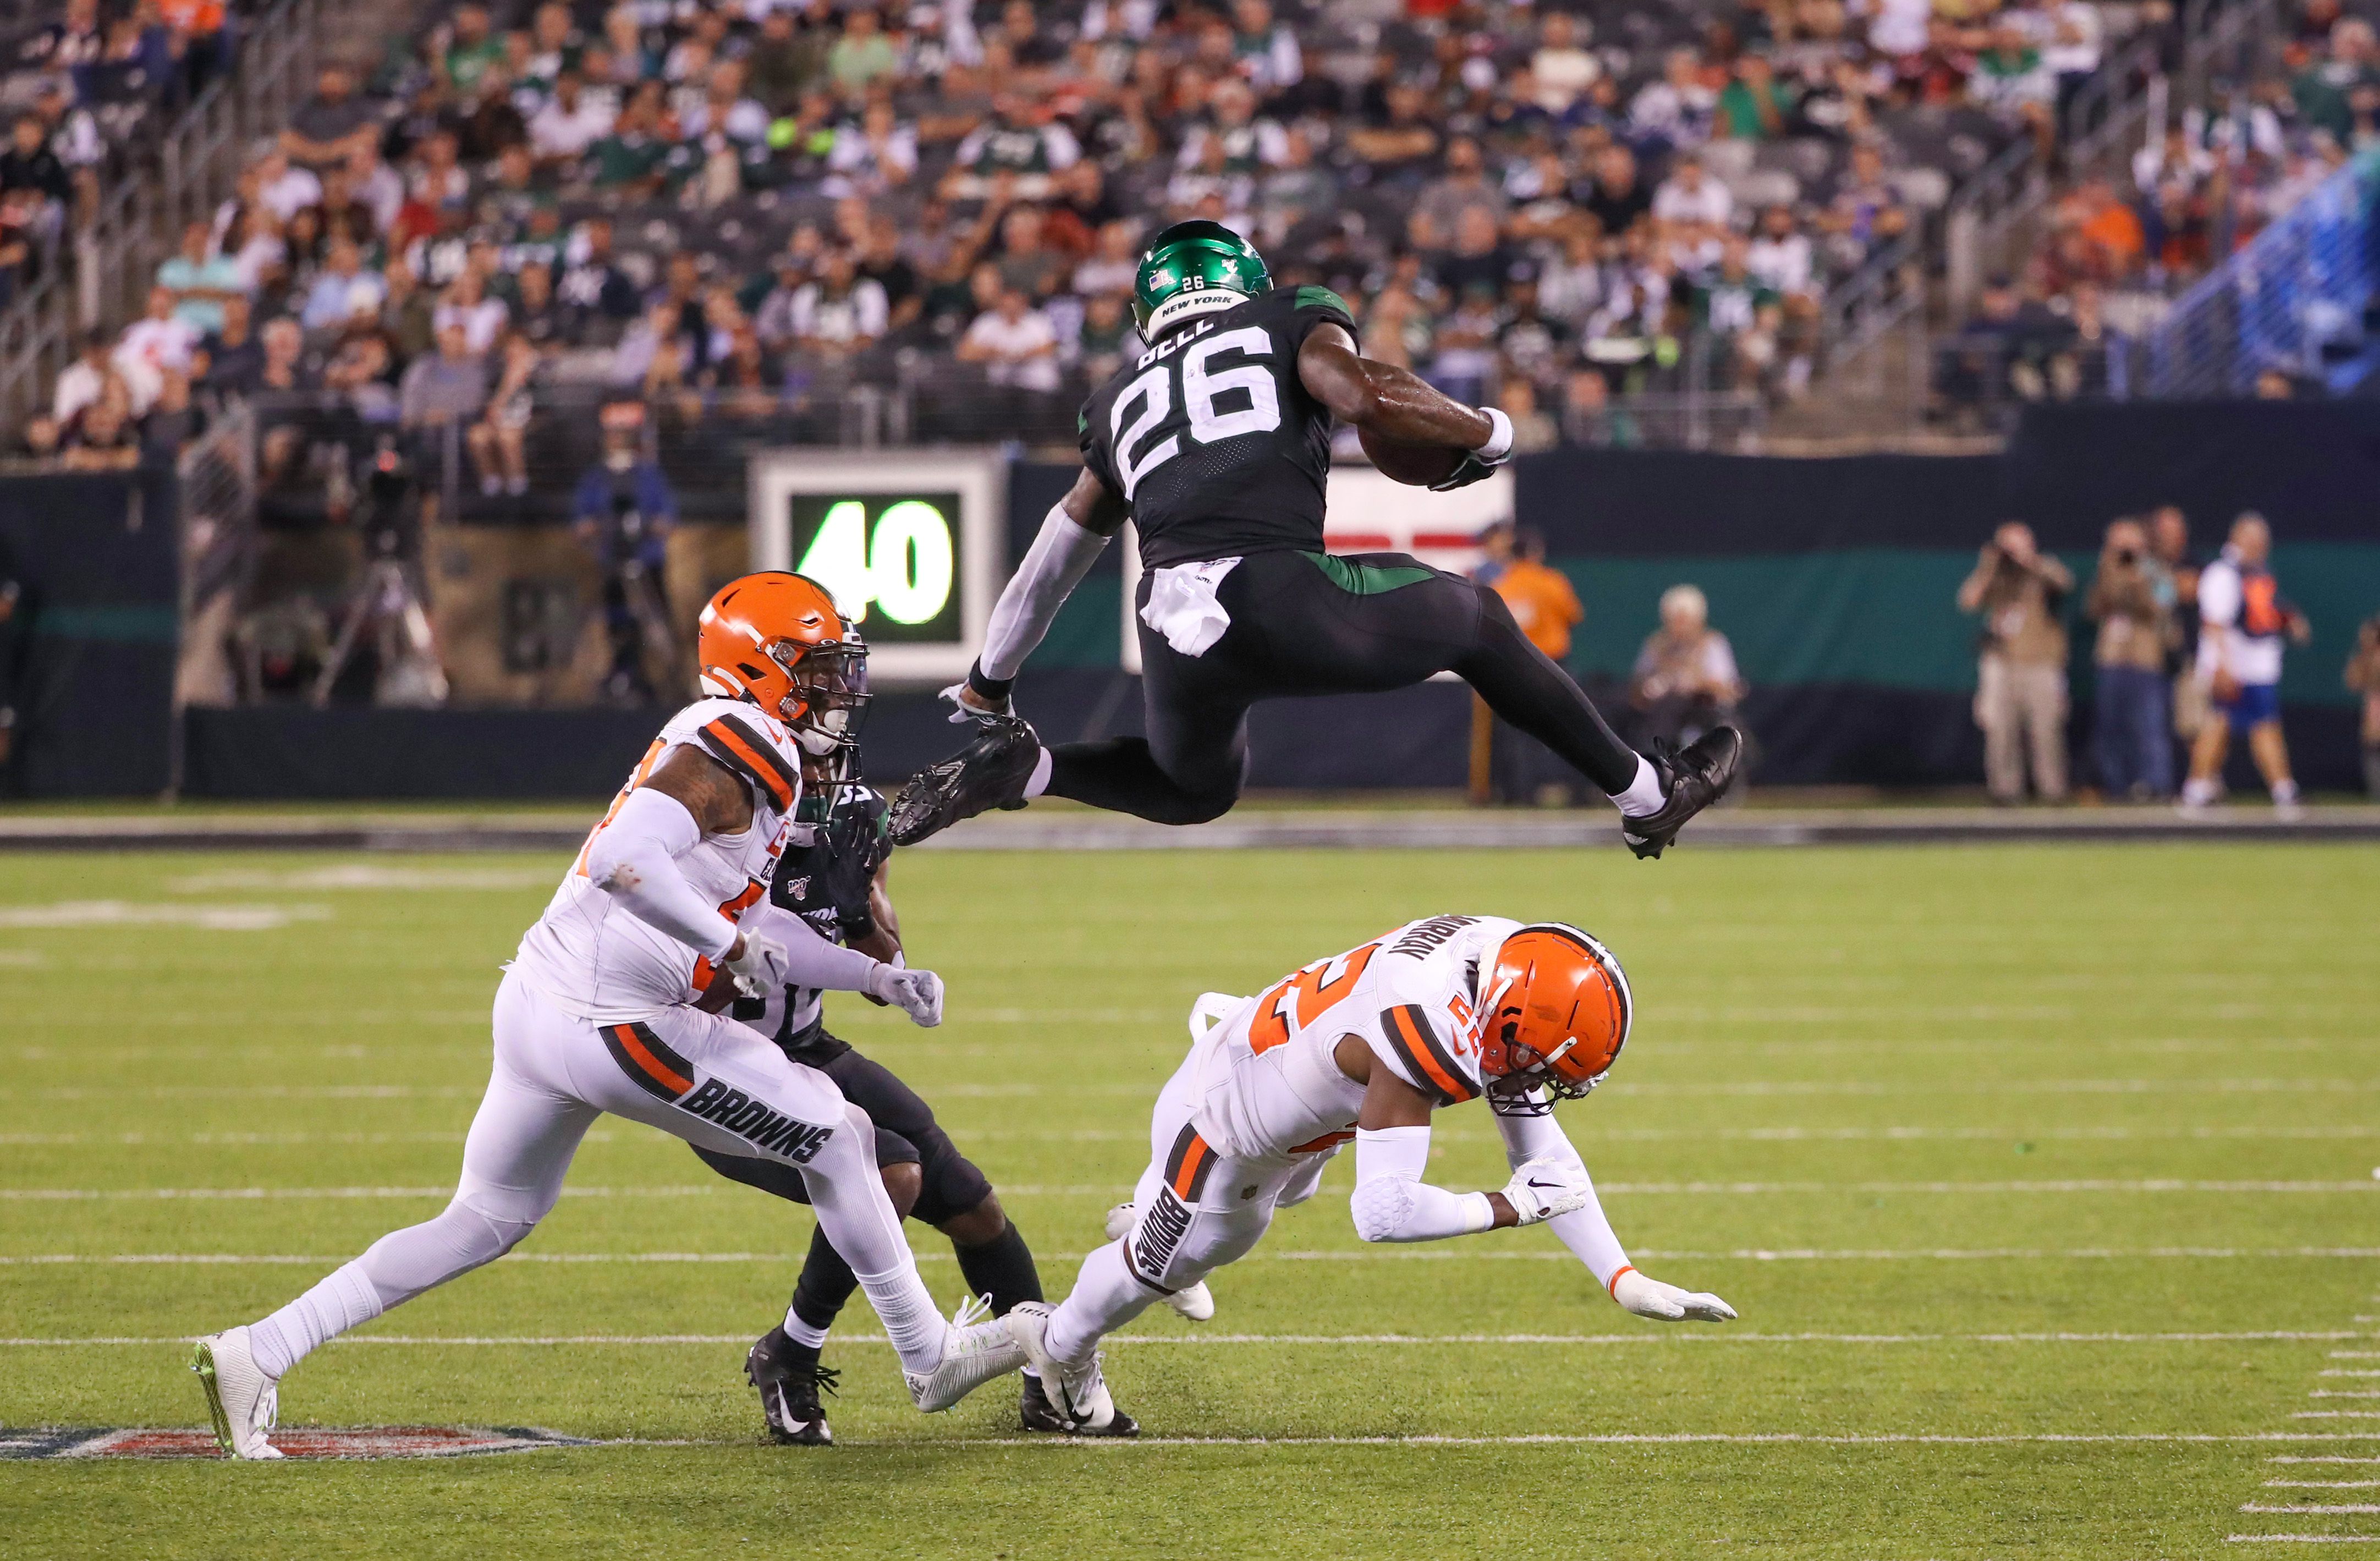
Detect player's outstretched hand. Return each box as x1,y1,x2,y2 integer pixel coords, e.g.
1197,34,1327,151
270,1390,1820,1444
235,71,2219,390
938,680,1012,725
723,932,789,999
867,962,946,1027
1611,1267,1736,1323
1499,1157,1596,1226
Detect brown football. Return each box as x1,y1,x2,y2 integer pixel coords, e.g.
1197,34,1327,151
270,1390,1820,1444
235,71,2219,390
1357,426,1465,487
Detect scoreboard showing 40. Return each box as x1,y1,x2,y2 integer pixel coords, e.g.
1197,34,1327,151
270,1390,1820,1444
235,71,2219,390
788,493,961,640
747,450,1003,682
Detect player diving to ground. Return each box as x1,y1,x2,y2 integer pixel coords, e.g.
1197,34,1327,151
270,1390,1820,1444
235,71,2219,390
1003,915,1736,1430
189,573,1025,1458
888,219,1740,856
684,715,1204,1442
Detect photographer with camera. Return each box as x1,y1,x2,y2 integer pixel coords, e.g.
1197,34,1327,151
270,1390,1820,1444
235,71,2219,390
1958,520,2075,805
2086,518,2175,800
571,397,678,703
2349,613,2380,799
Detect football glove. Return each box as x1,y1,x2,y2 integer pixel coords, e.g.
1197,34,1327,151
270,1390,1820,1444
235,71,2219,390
866,961,945,1027
1428,407,1514,492
1611,1266,1736,1322
1498,1156,1597,1226
722,932,789,999
938,679,1013,725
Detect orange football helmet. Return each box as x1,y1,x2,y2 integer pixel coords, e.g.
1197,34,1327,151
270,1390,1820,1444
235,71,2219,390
696,572,870,756
1474,923,1632,1114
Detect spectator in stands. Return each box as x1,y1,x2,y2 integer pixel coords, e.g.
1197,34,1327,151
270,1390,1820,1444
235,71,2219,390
789,249,888,368
1958,521,2074,804
283,67,381,172
2183,513,2311,815
0,114,70,239
957,285,1060,395
299,237,385,333
118,285,200,410
155,221,239,337
2087,518,2175,800
398,321,487,439
256,315,308,396
2346,613,2380,798
60,399,138,470
140,368,203,460
1633,584,1747,753
52,329,116,426
13,414,61,462
467,333,538,498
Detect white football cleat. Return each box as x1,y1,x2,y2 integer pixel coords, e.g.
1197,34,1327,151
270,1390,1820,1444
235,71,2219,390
191,1327,283,1459
1002,1300,1121,1430
1105,1202,1214,1322
904,1293,1026,1413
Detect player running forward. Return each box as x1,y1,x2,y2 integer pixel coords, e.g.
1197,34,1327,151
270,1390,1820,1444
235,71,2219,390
1003,915,1736,1430
189,574,1025,1459
888,219,1740,856
685,729,1199,1442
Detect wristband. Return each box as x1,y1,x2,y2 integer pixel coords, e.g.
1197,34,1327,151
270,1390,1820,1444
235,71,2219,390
966,659,1015,703
1472,406,1514,463
1607,1263,1637,1299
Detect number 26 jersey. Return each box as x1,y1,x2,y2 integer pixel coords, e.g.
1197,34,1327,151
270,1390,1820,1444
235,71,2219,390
1080,284,1359,570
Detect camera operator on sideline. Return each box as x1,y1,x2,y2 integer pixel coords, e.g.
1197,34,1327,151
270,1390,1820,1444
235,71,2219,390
572,397,678,703
1958,520,2074,805
2086,518,2174,800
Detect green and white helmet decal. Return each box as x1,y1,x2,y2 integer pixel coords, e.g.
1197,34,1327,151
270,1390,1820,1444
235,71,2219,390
1133,219,1272,339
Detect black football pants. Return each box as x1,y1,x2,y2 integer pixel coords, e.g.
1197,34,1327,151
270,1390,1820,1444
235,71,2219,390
1046,549,1641,824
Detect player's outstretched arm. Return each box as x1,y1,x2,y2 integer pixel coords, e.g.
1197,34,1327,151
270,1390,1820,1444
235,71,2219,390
1493,1107,1735,1323
947,467,1127,722
1342,1038,1568,1243
1296,324,1513,489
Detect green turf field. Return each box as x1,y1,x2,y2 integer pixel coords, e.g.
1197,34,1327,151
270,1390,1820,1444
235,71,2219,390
2,843,2376,1559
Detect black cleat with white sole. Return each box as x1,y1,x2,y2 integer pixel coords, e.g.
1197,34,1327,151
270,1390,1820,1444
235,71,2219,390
1020,1372,1140,1437
1620,727,1744,860
747,1326,838,1446
887,715,1041,847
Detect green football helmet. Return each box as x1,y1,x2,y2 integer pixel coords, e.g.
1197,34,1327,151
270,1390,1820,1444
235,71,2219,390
1133,219,1271,340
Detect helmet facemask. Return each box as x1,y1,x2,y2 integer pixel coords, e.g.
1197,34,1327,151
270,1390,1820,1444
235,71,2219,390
773,634,870,759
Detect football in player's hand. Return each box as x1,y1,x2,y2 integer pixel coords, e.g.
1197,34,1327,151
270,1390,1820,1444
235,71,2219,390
1357,427,1465,488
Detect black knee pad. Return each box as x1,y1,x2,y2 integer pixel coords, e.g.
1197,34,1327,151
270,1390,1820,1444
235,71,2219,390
902,1120,996,1228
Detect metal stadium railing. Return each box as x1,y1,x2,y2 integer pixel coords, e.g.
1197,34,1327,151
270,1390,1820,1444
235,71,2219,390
2120,150,2380,399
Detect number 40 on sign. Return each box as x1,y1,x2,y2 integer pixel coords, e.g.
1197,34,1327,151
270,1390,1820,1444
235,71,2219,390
794,498,955,627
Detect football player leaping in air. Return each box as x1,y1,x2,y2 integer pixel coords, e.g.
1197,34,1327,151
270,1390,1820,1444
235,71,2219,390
683,673,1203,1442
889,220,1740,855
1003,915,1736,1431
190,574,1025,1458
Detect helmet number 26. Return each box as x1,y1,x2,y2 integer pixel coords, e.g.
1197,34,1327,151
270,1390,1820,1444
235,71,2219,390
1111,326,1282,500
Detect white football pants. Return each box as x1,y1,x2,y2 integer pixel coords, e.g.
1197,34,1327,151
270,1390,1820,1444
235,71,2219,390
246,969,949,1377
1044,1045,1342,1366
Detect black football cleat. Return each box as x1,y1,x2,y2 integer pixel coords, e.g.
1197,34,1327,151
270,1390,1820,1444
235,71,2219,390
887,714,1041,847
747,1326,838,1446
1620,726,1745,860
1019,1371,1140,1438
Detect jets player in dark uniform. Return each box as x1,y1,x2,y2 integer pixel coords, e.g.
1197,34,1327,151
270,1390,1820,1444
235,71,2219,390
690,646,1142,1441
888,219,1740,854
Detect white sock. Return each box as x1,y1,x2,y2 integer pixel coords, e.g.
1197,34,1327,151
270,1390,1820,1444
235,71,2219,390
782,1306,829,1350
1607,754,1664,818
1022,745,1053,800
2182,776,2219,805
249,1262,383,1379
855,1261,947,1375
2272,778,2299,804
1045,1240,1162,1368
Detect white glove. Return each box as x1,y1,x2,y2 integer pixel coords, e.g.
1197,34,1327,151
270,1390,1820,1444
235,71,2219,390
1498,1156,1596,1227
721,932,789,999
866,961,945,1027
1611,1266,1737,1323
938,680,1011,725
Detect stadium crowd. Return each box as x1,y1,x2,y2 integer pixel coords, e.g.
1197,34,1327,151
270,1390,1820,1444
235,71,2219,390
0,0,2217,479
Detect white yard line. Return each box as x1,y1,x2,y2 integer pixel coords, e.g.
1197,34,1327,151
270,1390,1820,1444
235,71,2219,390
8,1179,2372,1201
2227,1537,2380,1544
2266,1483,2380,1489
2242,1506,2380,1515
6,1248,2377,1268
4,1329,2370,1348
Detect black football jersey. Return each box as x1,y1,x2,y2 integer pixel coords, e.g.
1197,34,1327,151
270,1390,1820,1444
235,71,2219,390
733,782,889,1041
1080,284,1359,570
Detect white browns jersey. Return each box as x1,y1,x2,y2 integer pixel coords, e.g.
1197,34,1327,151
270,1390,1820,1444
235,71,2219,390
1185,915,1520,1162
510,697,804,1023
